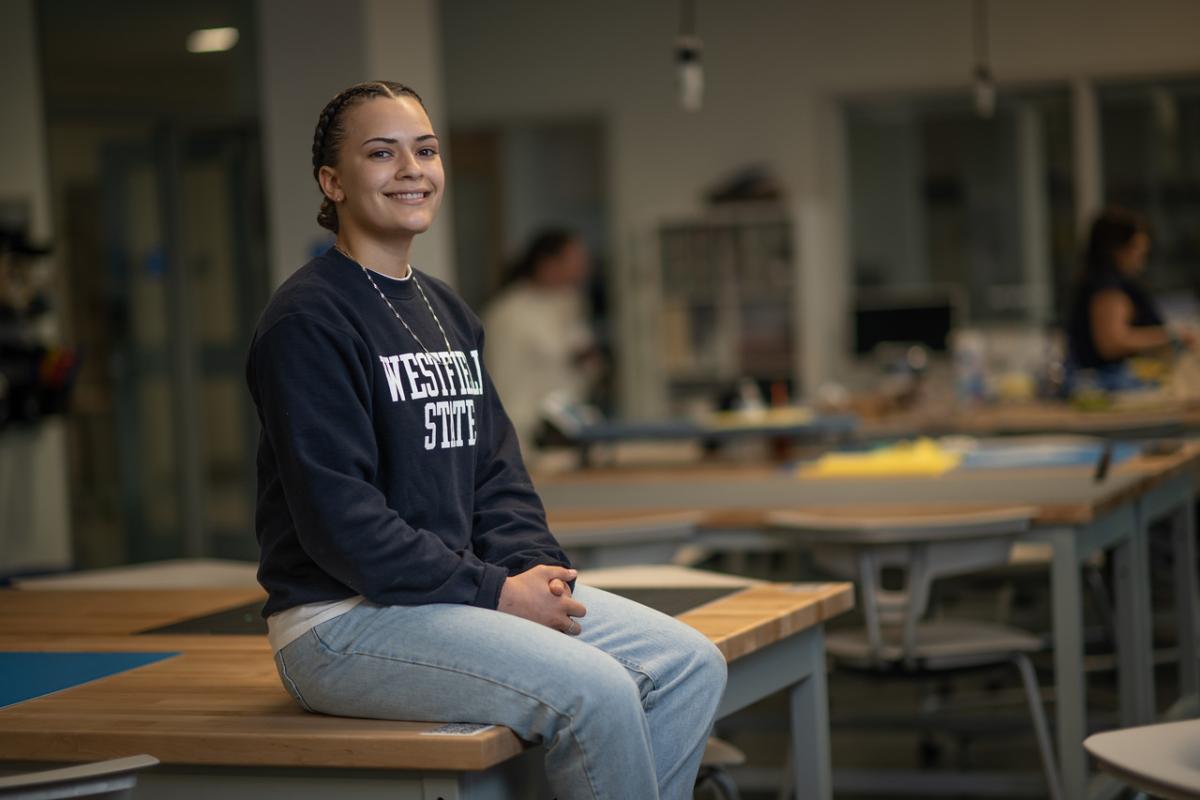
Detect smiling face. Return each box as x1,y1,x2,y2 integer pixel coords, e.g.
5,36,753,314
318,95,444,243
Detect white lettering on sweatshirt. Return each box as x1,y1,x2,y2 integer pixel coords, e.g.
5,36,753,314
385,349,485,450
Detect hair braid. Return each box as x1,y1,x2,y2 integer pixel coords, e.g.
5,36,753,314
311,81,426,233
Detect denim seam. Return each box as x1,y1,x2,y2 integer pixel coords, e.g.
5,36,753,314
563,721,603,799
275,647,316,713
603,651,662,710
311,626,604,798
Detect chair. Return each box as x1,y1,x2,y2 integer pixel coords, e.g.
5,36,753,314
0,755,158,799
1084,718,1200,800
767,506,1063,800
696,736,746,800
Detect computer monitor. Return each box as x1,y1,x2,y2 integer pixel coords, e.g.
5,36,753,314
853,286,961,355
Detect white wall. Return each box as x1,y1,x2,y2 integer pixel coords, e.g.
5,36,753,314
0,0,71,574
363,0,457,285
258,0,456,287
257,0,366,287
439,0,1200,413
0,2,52,243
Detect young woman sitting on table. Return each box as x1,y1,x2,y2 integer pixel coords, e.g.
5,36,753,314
1066,207,1196,391
244,80,725,800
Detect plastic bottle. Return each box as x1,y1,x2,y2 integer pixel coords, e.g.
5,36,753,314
953,329,987,405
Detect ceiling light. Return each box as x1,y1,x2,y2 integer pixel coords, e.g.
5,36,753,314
971,0,995,118
973,65,995,119
675,0,703,112
186,27,239,54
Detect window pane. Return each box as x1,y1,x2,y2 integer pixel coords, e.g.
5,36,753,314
1100,78,1200,297
846,89,1074,335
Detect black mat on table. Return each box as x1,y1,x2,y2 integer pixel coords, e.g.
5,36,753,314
140,602,268,635
136,586,742,636
600,586,740,618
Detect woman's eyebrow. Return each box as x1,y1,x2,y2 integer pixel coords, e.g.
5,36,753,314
361,134,439,146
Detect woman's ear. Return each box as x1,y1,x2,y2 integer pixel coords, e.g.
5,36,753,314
318,165,344,203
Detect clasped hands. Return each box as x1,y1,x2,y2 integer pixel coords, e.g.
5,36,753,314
498,564,587,636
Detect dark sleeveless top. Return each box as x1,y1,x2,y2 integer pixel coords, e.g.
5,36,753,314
1066,270,1164,369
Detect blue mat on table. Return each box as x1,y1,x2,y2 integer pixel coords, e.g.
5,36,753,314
572,415,858,443
0,652,178,709
960,442,1140,470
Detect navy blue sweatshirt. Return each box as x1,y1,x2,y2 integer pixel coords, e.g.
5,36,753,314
246,248,571,618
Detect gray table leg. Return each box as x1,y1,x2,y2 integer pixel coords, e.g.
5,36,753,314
1115,506,1155,725
1171,490,1200,698
715,626,831,800
1049,526,1088,800
1133,475,1200,714
787,628,831,800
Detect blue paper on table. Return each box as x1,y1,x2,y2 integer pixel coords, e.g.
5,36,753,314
961,442,1139,470
0,651,178,709
571,415,858,443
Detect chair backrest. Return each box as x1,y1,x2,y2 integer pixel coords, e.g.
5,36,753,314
0,755,158,799
768,507,1036,666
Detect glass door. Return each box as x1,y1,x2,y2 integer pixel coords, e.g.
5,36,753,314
100,124,266,562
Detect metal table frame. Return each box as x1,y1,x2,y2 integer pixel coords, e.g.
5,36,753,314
540,463,1199,800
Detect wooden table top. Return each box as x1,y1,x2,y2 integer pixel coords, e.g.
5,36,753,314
0,588,268,638
533,441,1200,528
0,581,851,771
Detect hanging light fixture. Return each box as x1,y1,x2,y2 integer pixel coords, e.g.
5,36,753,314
972,0,995,118
675,0,703,112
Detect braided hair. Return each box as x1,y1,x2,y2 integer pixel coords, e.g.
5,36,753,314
312,81,425,233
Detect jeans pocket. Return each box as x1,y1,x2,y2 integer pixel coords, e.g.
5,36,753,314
274,647,316,713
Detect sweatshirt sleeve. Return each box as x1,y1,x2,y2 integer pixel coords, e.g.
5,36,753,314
470,328,573,575
250,314,509,608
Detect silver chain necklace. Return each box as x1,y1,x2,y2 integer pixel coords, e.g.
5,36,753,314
335,243,455,356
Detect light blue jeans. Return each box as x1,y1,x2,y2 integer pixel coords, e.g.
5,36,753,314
273,583,727,799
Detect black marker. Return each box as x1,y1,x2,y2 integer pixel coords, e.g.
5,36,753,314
1093,442,1113,483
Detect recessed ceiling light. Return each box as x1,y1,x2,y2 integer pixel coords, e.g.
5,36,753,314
186,27,239,54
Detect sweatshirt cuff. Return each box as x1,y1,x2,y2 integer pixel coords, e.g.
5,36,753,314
474,562,509,610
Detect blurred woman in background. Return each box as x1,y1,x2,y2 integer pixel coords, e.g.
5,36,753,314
1066,207,1194,391
483,229,602,451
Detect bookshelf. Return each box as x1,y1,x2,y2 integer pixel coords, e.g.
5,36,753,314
656,207,796,412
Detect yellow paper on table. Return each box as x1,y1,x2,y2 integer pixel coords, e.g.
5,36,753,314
799,438,962,477
1128,356,1170,385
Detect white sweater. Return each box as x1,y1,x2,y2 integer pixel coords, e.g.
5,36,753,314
482,282,594,450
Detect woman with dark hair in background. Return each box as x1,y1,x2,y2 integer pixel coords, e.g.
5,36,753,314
483,228,601,452
245,80,725,800
1066,206,1195,391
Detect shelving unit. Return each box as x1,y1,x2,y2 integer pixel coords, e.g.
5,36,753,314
656,206,796,413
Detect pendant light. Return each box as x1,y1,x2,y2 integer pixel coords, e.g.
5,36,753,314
675,0,703,112
972,0,995,119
